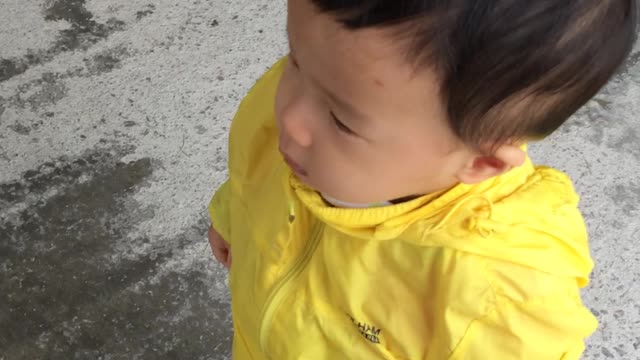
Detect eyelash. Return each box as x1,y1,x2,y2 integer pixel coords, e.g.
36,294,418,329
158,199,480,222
288,53,356,137
331,112,356,136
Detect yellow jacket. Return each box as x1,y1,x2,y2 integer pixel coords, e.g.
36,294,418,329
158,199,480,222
209,59,598,360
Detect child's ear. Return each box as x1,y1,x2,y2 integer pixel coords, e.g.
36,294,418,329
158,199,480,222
456,144,526,185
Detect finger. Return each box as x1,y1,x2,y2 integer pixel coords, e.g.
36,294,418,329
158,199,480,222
208,226,219,243
212,245,226,264
222,249,232,269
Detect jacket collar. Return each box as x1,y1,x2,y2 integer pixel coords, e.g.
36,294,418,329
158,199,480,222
291,158,536,241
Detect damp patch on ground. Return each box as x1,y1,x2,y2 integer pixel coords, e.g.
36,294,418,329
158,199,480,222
83,44,131,75
0,144,232,359
0,0,126,82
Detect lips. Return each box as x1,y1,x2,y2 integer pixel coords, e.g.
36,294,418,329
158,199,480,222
280,151,308,177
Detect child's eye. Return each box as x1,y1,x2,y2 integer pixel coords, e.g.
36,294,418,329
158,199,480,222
331,112,356,136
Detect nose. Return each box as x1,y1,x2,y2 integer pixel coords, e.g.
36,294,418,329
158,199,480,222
280,102,313,148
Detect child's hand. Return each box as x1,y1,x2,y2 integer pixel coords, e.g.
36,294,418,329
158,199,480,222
208,225,231,269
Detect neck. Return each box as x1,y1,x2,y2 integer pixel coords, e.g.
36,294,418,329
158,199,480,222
321,193,420,208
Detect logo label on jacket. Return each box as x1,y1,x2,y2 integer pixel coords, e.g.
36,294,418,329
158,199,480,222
348,314,382,344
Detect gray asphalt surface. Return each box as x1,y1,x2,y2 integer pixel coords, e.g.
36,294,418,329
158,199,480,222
1,1,639,359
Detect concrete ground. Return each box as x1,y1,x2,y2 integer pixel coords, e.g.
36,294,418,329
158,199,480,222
0,1,638,359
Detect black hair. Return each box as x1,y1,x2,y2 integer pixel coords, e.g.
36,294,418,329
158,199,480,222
312,0,638,148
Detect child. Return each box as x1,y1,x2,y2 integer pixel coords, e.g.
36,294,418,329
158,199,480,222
208,0,637,358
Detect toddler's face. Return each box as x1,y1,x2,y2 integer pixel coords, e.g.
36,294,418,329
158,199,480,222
275,0,472,204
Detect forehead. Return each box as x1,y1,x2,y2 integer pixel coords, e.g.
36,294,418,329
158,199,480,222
287,0,445,125
288,0,409,87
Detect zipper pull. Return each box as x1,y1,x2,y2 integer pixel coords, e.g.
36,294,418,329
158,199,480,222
288,201,295,223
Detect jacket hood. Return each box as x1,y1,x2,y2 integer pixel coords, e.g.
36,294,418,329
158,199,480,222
291,157,594,286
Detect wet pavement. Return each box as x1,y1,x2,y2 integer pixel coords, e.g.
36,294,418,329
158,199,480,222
0,1,638,359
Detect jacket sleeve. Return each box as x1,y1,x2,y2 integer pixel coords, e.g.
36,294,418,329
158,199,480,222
208,179,232,244
448,295,598,360
206,58,288,245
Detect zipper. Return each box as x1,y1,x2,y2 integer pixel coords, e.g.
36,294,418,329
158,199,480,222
258,220,323,357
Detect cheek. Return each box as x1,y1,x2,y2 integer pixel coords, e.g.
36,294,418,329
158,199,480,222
365,141,431,187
